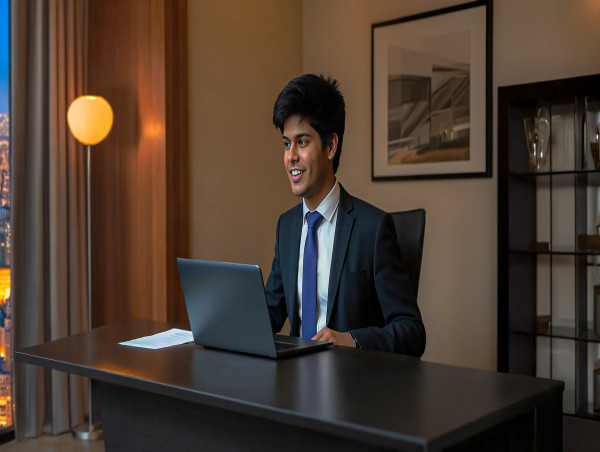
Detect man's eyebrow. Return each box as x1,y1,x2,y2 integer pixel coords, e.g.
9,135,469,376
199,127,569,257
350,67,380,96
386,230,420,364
282,132,313,141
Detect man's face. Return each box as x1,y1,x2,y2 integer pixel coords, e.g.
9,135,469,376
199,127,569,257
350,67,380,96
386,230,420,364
282,115,336,210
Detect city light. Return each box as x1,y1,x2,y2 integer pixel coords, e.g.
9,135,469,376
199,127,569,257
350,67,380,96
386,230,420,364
0,0,12,431
0,112,11,431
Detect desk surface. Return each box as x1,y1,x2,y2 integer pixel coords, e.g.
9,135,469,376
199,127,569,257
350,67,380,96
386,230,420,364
16,319,562,451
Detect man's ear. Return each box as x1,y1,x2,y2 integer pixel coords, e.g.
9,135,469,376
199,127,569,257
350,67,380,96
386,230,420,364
327,133,339,161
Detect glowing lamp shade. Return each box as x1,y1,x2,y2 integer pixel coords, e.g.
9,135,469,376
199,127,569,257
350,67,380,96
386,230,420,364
67,95,113,145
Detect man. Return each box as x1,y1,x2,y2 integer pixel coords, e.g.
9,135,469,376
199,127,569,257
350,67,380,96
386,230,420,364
265,74,425,356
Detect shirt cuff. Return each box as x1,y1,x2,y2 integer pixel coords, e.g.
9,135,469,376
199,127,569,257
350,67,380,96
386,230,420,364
349,332,360,349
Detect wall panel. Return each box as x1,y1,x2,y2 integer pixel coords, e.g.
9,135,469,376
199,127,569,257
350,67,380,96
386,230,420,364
87,0,188,326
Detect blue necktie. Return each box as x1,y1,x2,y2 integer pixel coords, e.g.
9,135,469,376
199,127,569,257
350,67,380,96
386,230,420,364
302,211,323,339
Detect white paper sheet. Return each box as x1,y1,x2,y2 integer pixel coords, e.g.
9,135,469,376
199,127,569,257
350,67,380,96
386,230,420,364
119,328,194,349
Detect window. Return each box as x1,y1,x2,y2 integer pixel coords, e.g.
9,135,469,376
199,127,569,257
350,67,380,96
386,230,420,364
0,0,13,434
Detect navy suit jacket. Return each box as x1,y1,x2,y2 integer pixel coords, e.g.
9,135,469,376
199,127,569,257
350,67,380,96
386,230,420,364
265,185,426,357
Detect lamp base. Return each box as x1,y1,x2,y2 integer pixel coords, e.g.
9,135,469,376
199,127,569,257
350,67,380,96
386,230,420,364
72,422,103,441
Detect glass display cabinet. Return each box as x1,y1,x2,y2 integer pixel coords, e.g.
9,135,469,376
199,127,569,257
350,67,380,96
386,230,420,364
498,74,600,425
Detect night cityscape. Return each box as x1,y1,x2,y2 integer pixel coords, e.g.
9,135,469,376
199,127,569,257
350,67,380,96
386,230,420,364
0,0,12,430
0,112,11,429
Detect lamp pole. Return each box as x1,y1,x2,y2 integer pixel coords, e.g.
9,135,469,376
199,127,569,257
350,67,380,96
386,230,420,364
67,95,113,441
85,142,95,434
86,144,91,339
72,143,102,440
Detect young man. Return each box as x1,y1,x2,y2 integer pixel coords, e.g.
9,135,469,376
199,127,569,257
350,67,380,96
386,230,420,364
265,74,425,356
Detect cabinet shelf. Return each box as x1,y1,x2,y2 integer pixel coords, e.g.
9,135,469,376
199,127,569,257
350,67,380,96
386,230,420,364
499,74,600,424
569,408,600,421
579,329,600,342
509,169,600,178
513,325,600,343
509,246,600,256
508,170,600,187
536,329,600,344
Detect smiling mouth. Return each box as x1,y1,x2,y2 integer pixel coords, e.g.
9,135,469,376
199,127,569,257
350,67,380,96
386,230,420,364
291,169,304,176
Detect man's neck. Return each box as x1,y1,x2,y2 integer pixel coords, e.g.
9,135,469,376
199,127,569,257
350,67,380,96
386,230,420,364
304,179,337,211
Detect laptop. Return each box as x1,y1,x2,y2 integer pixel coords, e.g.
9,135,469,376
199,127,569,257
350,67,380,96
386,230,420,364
177,258,333,358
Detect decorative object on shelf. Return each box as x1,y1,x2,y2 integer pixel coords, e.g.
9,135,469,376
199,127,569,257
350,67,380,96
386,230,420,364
67,95,114,441
577,235,600,251
536,315,551,335
523,106,550,172
371,0,492,180
596,285,600,337
595,362,600,414
591,126,600,170
593,257,600,337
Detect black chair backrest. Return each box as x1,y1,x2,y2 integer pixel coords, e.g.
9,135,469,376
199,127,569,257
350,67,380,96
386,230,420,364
390,209,426,297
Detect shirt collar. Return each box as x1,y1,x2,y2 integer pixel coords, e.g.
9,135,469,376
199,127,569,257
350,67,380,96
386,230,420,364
302,180,340,224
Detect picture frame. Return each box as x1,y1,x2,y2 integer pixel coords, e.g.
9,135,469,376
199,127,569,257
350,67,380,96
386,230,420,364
371,0,492,181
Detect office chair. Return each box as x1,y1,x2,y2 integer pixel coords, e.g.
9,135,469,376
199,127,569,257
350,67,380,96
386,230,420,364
390,209,426,297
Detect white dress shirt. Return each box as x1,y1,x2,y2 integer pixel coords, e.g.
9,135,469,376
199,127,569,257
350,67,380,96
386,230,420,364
297,181,340,335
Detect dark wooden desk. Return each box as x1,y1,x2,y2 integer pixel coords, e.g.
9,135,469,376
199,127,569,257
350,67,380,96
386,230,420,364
15,320,563,451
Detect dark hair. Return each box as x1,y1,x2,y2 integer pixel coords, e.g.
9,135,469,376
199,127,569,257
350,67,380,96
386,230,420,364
273,74,345,173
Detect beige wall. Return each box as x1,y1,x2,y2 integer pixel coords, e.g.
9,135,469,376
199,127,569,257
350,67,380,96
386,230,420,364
188,0,300,277
303,0,600,370
188,0,600,371
302,0,494,370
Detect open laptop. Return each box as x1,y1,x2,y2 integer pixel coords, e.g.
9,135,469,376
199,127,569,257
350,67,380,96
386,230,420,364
177,258,333,358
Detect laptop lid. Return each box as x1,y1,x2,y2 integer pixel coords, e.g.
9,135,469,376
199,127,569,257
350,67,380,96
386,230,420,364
177,258,332,359
177,258,278,358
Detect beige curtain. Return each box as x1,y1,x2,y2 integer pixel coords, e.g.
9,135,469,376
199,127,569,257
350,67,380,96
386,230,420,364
11,0,89,438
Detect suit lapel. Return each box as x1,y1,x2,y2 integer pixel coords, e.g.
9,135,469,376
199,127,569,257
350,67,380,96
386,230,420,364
327,186,354,325
287,206,303,335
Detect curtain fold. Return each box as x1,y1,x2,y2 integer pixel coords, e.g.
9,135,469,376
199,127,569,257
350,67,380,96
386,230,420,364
11,0,88,438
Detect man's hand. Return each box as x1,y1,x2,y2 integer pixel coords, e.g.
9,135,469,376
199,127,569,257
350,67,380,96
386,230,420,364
312,327,355,347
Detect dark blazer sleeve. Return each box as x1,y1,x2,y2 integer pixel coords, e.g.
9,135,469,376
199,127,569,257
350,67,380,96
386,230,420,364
348,213,426,357
265,215,287,333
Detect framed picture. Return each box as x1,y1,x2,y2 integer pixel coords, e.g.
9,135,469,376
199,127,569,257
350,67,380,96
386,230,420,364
372,1,492,180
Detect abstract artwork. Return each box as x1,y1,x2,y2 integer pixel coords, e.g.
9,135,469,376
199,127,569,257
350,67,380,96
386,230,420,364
372,1,491,180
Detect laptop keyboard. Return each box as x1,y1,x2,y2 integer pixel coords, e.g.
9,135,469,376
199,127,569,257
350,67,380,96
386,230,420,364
275,341,297,351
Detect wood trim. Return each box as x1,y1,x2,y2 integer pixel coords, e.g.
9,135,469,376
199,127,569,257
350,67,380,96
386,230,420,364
164,0,190,325
87,0,189,326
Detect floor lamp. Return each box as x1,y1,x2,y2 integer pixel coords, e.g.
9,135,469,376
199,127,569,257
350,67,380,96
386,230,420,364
67,95,113,441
